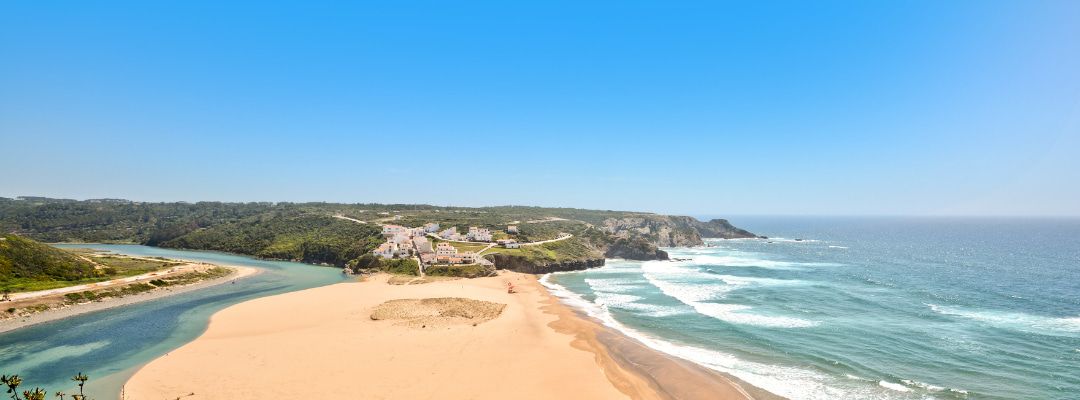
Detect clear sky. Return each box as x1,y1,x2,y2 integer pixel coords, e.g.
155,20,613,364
2,1,1078,216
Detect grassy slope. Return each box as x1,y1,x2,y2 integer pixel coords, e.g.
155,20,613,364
483,236,600,262
1,235,185,292
1,234,99,292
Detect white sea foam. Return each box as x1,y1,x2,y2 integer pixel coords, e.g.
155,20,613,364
584,278,643,293
582,276,688,317
593,291,644,306
828,245,848,249
766,237,821,243
901,379,946,392
613,301,688,317
677,255,811,269
928,304,1080,336
662,246,843,269
540,274,906,400
710,274,809,288
690,302,819,328
641,263,819,328
878,380,912,392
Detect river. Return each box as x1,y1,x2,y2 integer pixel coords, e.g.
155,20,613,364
0,244,348,399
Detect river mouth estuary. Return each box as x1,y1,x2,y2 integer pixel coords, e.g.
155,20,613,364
3,218,1078,400
0,245,347,399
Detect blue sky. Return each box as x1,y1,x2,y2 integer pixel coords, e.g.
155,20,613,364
2,1,1078,216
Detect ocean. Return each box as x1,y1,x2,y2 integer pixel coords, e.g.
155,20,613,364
543,217,1080,400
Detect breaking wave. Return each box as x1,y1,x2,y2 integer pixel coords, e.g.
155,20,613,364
928,304,1080,336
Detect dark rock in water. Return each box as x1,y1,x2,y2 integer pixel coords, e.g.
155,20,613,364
604,238,669,261
794,238,804,242
758,236,769,239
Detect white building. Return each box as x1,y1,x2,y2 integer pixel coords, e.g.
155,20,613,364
507,225,518,234
467,227,492,242
424,223,440,233
435,242,458,256
373,243,395,258
439,227,461,240
382,225,406,236
413,236,434,254
397,241,414,256
390,233,411,244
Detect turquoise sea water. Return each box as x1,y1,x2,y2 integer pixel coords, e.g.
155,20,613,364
544,218,1080,400
0,245,347,399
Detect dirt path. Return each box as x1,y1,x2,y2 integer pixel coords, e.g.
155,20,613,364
332,214,367,224
6,263,211,302
521,233,574,246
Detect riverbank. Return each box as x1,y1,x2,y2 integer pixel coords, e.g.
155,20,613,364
0,265,259,334
124,272,769,399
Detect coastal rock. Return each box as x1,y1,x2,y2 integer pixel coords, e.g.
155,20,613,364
604,238,669,261
600,215,756,247
485,254,605,274
687,218,757,239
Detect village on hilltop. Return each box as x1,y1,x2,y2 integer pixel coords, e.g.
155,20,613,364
372,223,532,268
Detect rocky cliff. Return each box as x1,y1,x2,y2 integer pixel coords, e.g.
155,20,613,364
484,253,605,274
603,238,669,261
681,217,757,239
600,215,755,247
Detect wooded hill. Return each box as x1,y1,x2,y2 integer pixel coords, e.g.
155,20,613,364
0,197,755,270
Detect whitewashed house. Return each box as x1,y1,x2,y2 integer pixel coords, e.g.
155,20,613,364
373,243,395,258
467,227,492,242
435,242,458,256
413,236,434,254
382,225,406,236
439,227,460,240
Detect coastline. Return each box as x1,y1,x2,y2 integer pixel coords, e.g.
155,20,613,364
0,265,259,334
539,280,783,400
123,271,773,399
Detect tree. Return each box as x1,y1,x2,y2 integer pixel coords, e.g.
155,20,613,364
70,373,87,398
21,389,45,400
3,374,23,400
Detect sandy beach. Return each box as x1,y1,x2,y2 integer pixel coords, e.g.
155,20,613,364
0,265,259,334
124,272,766,399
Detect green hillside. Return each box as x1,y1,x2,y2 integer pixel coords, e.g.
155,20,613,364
159,213,384,267
0,234,98,292
0,197,755,271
